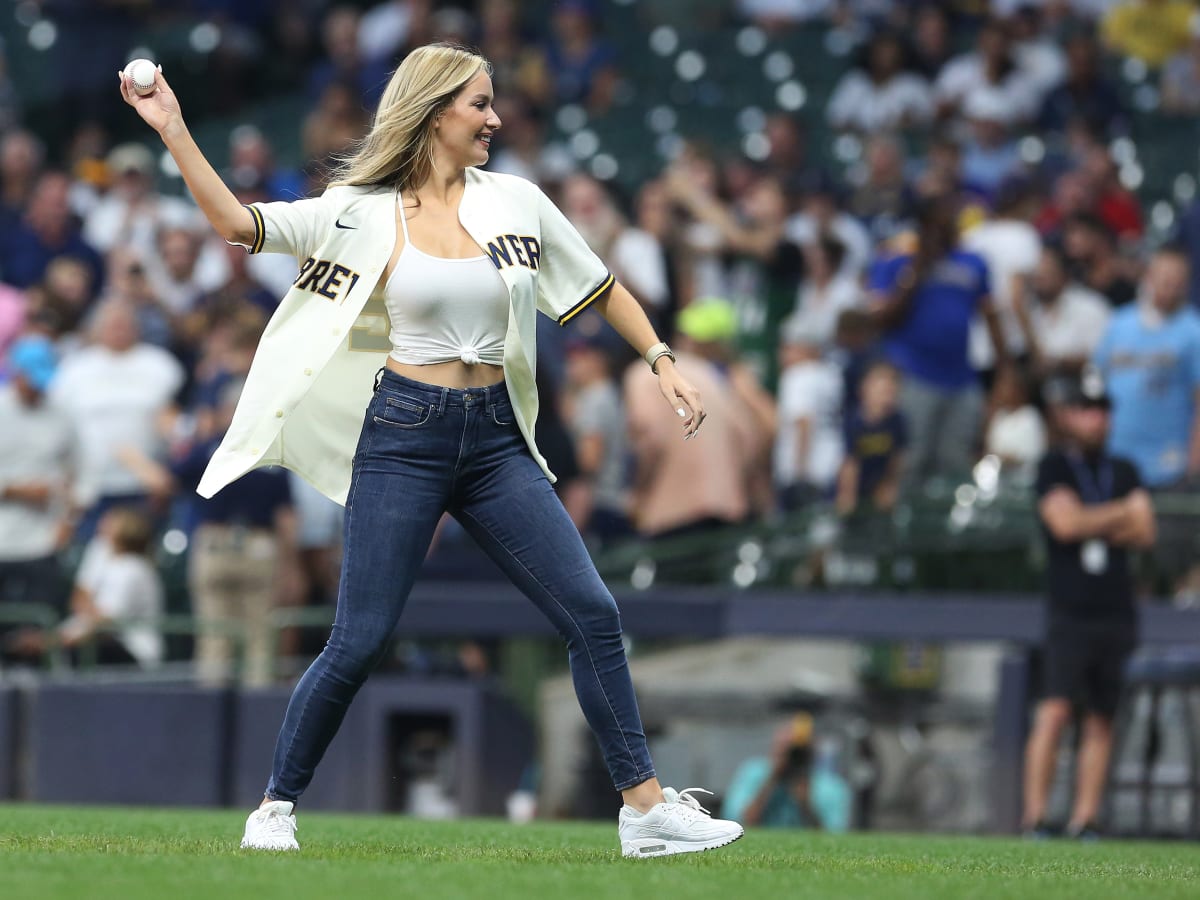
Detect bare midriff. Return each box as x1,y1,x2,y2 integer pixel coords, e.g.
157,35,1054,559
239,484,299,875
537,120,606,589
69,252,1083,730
384,356,505,389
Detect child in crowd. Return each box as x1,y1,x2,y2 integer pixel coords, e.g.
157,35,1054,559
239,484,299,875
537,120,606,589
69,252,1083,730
774,318,844,512
836,361,907,516
984,364,1047,481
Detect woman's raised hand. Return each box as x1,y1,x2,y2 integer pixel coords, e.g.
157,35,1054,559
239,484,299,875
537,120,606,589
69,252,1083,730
118,67,183,136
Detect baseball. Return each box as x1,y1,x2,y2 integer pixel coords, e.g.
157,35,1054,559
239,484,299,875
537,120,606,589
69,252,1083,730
124,58,158,96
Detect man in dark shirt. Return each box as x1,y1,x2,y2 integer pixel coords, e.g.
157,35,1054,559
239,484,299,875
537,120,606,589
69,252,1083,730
1022,370,1156,839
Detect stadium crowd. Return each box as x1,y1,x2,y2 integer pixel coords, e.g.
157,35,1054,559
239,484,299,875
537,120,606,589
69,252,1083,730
2,0,1200,677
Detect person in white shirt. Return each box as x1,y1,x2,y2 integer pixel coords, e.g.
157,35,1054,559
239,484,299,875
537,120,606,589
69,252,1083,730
984,364,1047,482
0,336,73,616
121,41,741,856
827,31,934,134
963,177,1043,372
935,19,1043,126
790,234,863,352
48,299,184,544
4,505,163,668
773,319,844,510
1016,243,1112,377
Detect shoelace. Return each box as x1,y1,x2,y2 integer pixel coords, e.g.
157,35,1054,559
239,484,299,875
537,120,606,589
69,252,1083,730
672,787,714,817
259,810,298,838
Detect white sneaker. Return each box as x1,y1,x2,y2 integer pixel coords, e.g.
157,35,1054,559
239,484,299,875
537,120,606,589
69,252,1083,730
240,800,300,851
618,787,744,858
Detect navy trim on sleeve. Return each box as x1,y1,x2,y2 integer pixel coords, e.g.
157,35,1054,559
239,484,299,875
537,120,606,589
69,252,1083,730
557,271,615,326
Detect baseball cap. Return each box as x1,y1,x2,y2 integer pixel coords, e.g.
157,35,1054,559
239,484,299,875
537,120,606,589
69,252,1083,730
677,298,737,343
106,142,155,177
7,334,58,391
1047,366,1111,410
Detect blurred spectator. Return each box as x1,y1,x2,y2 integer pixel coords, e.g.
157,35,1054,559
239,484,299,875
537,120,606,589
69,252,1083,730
826,30,934,134
0,282,23,356
124,376,297,687
543,0,618,112
144,226,222,318
789,234,863,352
722,713,852,831
962,177,1043,373
1024,371,1155,840
1079,145,1142,240
1092,247,1200,488
1101,0,1194,69
667,168,805,388
984,364,1047,479
104,247,173,349
786,172,873,282
302,80,372,181
82,143,199,260
480,0,553,110
627,179,680,334
935,19,1041,126
868,193,1005,483
307,5,392,108
760,113,811,198
0,171,103,292
48,299,184,544
773,320,844,511
836,360,907,516
908,4,954,80
1161,16,1200,115
193,238,279,322
563,334,631,545
560,174,667,321
0,336,72,614
1016,243,1112,378
0,130,44,225
1006,4,1067,96
847,134,914,242
226,125,305,202
959,91,1024,197
6,506,164,669
357,0,427,63
1062,214,1139,307
485,94,573,186
623,313,757,538
25,257,94,341
1038,32,1127,137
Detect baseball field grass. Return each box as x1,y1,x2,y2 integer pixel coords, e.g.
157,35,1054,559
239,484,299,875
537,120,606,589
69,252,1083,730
2,804,1198,900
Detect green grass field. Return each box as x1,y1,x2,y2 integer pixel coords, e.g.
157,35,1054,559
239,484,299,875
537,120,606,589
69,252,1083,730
1,805,1198,900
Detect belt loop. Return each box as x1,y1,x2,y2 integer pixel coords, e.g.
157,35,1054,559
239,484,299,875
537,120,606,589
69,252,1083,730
437,386,448,417
483,385,492,416
373,367,384,392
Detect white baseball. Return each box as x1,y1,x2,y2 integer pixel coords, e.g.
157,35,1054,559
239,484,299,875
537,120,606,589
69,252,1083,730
124,58,158,96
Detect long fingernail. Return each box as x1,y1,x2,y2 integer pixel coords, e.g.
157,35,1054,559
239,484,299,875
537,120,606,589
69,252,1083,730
676,409,685,417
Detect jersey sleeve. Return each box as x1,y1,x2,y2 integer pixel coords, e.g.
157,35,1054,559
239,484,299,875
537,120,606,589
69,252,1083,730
533,186,614,325
237,193,335,261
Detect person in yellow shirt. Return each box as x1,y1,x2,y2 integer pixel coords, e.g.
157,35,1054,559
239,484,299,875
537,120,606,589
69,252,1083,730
1102,0,1195,69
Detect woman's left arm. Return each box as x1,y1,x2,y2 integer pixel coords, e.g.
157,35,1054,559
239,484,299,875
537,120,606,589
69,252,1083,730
594,281,705,438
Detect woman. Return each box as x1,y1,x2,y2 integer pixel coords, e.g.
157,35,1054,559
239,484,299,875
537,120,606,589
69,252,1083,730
121,43,742,857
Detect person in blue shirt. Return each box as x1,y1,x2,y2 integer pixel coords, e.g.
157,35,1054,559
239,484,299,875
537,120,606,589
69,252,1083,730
722,713,852,831
867,192,1006,485
1092,246,1200,489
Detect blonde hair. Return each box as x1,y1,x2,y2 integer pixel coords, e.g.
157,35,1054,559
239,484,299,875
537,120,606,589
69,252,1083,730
329,43,492,192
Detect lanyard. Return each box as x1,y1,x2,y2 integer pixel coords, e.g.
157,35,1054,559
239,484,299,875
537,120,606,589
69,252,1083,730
1067,453,1113,504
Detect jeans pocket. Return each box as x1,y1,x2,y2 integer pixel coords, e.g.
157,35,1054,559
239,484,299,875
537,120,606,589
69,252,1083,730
490,402,516,426
373,395,432,429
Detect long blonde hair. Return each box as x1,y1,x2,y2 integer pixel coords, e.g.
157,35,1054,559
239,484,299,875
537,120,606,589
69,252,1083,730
329,43,492,192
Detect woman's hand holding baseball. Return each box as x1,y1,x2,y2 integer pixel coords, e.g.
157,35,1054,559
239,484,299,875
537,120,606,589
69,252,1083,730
655,360,706,439
118,68,182,136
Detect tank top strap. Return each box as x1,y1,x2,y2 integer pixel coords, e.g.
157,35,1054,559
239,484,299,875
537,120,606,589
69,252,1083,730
397,192,411,244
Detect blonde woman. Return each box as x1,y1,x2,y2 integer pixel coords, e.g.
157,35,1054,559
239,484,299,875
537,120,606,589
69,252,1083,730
121,43,742,857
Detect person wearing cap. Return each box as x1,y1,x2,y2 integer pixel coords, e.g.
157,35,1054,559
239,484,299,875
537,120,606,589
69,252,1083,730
1023,368,1156,839
0,335,74,622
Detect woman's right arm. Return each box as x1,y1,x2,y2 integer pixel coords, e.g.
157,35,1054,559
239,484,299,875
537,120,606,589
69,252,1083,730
120,67,255,246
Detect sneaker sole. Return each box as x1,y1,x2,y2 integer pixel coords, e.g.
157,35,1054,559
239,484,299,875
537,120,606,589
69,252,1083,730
240,839,299,851
621,830,744,858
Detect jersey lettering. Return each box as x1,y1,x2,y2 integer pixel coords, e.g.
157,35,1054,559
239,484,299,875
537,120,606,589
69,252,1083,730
293,257,361,304
485,234,540,272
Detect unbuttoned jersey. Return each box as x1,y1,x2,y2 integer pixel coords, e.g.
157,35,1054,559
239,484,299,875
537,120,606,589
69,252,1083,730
197,168,613,505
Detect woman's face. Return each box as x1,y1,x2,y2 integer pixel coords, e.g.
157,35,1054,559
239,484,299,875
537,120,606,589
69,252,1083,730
435,70,502,169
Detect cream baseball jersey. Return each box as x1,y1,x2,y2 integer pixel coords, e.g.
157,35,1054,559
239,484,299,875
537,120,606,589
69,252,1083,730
197,168,614,505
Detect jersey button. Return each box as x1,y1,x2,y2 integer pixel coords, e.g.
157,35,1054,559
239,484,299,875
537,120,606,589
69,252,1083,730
303,368,313,376
275,409,284,418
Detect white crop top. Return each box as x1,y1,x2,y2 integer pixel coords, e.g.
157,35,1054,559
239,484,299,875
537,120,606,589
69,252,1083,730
384,196,509,366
